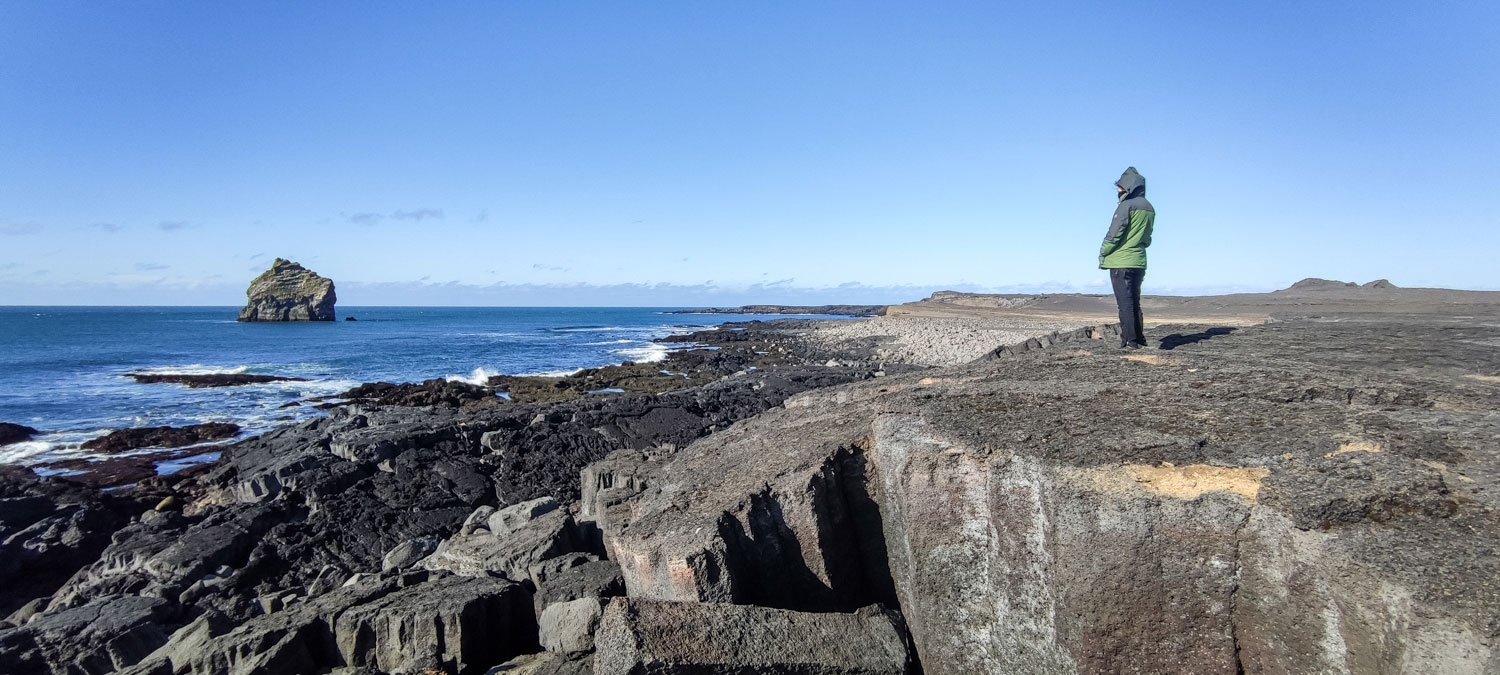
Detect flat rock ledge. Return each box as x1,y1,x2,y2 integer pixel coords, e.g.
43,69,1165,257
588,316,1500,674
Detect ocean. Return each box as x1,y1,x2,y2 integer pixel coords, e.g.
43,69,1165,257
0,306,843,471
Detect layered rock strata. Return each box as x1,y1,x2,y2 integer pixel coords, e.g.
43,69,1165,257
236,258,336,322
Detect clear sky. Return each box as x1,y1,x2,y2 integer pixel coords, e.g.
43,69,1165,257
2,1,1496,306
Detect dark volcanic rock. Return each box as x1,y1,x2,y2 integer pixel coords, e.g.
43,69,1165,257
592,599,914,675
39,451,192,489
0,466,138,618
127,373,307,388
337,379,502,408
81,423,240,453
0,422,38,446
592,316,1500,673
0,595,181,675
236,257,336,322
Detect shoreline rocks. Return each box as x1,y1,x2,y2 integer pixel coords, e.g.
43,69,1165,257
0,423,38,446
80,423,240,454
127,373,308,388
236,258,336,322
6,304,1498,674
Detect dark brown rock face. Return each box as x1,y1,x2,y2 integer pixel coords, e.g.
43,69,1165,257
80,423,240,453
0,423,38,446
236,258,336,322
127,373,307,388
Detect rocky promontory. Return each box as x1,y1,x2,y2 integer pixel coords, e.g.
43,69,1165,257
236,258,336,322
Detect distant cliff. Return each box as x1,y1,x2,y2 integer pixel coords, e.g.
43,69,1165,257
237,258,336,322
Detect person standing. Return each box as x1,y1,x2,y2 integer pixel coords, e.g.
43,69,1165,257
1099,166,1155,349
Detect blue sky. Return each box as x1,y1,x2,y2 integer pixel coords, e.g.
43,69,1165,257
2,1,1496,306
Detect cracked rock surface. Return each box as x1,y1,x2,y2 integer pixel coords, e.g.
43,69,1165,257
592,315,1500,674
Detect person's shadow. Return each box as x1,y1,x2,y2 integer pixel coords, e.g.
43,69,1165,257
1157,326,1237,350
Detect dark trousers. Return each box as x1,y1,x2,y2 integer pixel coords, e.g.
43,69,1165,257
1110,268,1146,346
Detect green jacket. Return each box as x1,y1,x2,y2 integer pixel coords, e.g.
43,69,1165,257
1099,167,1154,269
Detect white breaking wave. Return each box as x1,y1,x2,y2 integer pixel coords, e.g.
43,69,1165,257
131,364,251,376
0,440,59,464
516,368,583,378
445,367,499,386
583,339,636,345
613,344,669,363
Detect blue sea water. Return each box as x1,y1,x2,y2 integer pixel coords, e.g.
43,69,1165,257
0,306,841,469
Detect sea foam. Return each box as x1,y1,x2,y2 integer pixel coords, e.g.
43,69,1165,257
445,367,499,386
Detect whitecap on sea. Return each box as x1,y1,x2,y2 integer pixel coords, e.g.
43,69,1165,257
445,367,499,386
613,344,670,363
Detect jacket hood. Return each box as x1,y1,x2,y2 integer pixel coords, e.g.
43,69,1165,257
1116,167,1146,201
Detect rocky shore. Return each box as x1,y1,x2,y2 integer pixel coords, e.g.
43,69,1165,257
666,304,886,317
2,288,1497,674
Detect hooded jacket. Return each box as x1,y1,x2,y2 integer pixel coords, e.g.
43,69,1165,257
1099,167,1154,269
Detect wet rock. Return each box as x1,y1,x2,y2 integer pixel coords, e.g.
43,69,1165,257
0,422,38,446
592,599,914,675
81,423,240,453
237,258,336,322
127,373,308,388
336,379,503,408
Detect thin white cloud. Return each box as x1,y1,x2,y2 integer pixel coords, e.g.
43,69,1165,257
344,208,444,225
135,262,170,271
89,223,123,233
157,221,192,232
392,208,443,222
1,222,42,235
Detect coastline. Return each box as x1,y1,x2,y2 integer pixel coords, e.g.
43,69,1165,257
4,285,1497,672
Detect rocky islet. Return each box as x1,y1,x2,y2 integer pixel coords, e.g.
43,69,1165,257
236,258,337,322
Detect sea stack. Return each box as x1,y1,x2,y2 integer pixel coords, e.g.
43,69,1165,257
237,258,337,322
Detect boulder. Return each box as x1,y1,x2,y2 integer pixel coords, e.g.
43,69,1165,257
422,506,582,583
532,560,624,615
380,536,439,572
487,496,560,536
592,598,914,675
0,422,38,446
332,574,536,674
237,258,336,322
539,597,604,656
